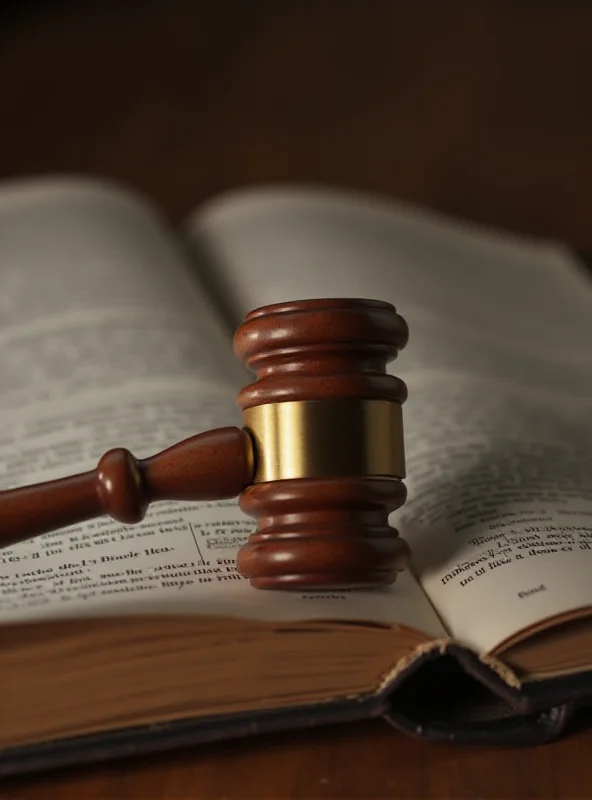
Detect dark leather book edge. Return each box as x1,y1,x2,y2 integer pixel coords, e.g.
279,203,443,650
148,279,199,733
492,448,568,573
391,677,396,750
0,693,390,779
3,640,592,777
386,704,575,747
0,642,447,777
384,643,592,746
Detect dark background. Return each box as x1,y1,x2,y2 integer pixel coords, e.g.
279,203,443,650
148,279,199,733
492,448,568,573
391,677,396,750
1,3,591,799
1,0,591,247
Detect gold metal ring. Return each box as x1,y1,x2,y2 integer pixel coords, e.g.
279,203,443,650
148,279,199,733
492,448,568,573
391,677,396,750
243,399,405,483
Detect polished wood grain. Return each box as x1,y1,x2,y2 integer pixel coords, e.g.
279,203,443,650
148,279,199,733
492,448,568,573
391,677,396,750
234,299,409,408
0,427,253,548
234,298,410,588
1,1,591,797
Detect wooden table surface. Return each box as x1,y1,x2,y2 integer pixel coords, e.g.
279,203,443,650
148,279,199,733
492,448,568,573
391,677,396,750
1,2,591,798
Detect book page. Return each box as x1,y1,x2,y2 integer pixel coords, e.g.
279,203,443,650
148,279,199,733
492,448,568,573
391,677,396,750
186,185,592,654
0,177,445,642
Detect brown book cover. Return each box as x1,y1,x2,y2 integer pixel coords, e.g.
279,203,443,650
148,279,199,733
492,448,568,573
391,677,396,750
1,642,591,779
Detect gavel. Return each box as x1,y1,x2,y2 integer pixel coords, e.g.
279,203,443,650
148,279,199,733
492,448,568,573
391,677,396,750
0,299,411,590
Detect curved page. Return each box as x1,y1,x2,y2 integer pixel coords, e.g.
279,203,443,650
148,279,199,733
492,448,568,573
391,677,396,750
187,185,592,654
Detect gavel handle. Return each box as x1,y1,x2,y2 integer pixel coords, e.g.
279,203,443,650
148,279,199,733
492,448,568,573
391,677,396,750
0,427,254,549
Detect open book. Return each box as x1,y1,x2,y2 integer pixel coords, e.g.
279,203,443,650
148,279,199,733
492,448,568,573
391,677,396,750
1,176,591,776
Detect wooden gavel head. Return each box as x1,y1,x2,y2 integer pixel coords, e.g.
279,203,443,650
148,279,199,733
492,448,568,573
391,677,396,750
232,298,410,589
0,298,410,591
